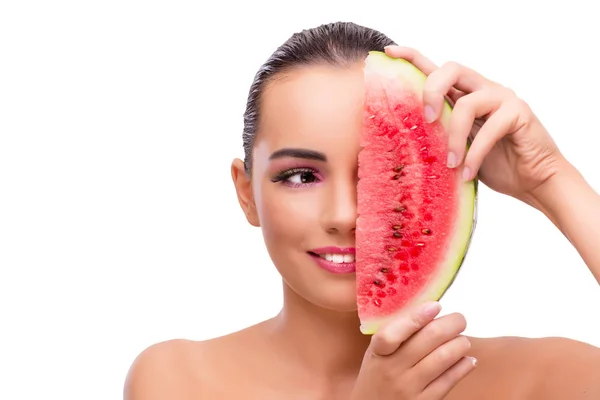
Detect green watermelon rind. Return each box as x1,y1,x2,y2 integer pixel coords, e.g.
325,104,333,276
359,51,478,335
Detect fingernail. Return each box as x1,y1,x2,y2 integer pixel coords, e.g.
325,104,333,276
469,356,478,366
447,152,457,168
424,105,436,123
421,301,442,317
462,166,471,181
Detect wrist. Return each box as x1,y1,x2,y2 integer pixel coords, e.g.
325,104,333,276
522,155,600,282
522,156,596,237
523,156,572,207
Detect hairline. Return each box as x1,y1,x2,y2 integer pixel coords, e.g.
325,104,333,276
245,58,366,177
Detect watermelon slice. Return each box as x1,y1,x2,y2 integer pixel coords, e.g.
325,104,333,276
356,51,477,335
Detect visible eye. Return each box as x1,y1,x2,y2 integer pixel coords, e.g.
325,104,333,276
271,167,322,187
288,171,317,185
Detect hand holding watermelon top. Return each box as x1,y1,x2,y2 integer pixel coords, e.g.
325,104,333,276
383,45,564,200
124,21,600,400
383,45,600,283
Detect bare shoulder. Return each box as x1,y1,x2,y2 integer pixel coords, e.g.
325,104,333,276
462,336,600,399
123,338,206,400
522,336,600,398
123,323,269,400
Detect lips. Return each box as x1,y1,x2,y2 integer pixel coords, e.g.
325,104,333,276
308,247,357,274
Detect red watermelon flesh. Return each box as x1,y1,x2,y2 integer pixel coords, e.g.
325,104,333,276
356,51,477,335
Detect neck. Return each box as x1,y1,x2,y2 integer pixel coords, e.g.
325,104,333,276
269,282,371,378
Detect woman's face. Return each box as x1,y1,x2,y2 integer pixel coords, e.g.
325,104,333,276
232,62,365,312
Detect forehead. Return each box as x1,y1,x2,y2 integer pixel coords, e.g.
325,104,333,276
254,63,364,158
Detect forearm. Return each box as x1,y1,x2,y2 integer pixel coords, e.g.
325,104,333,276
526,160,600,284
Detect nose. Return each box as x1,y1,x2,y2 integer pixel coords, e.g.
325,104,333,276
321,176,357,235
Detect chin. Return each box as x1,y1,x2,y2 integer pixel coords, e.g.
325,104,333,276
310,278,359,313
287,266,359,313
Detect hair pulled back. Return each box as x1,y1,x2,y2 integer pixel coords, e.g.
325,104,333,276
242,21,396,173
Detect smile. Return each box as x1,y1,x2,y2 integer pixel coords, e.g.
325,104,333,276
308,247,357,274
316,253,355,263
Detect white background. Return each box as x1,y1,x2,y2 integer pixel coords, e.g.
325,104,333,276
1,1,599,399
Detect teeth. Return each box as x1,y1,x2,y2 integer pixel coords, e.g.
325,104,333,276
343,254,354,263
320,253,355,263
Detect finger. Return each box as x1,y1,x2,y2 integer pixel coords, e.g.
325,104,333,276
370,301,442,357
423,61,492,123
446,89,506,168
384,45,464,103
411,334,472,390
384,45,439,75
421,356,477,400
397,313,468,368
461,99,523,181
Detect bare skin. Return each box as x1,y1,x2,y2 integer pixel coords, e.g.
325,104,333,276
124,47,600,399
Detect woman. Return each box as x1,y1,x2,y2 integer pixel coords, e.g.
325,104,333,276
124,22,600,399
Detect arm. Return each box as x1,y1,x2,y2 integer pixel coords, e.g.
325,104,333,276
526,158,600,284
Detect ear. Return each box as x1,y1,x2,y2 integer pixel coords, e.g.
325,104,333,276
231,158,260,227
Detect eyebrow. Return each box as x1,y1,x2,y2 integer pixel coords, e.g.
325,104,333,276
268,148,327,162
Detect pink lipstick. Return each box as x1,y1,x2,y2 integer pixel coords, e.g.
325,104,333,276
308,246,356,274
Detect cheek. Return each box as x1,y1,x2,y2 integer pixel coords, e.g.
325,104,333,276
256,184,321,248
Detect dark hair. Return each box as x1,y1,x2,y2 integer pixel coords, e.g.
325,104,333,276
242,21,396,173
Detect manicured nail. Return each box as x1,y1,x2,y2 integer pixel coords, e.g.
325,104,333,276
447,152,457,168
462,166,471,181
424,105,436,123
469,356,478,366
420,301,442,317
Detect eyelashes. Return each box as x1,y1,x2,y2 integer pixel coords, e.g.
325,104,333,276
270,167,323,188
